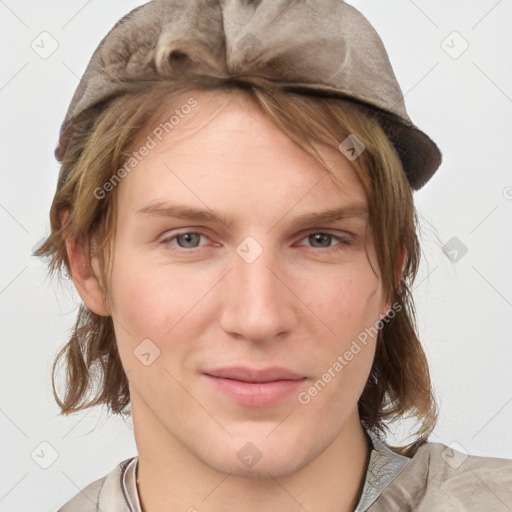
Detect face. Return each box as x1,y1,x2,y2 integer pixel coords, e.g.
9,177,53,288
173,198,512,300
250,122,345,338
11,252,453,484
101,90,390,477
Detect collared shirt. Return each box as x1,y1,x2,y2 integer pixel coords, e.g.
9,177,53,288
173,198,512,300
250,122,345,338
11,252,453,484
57,430,512,511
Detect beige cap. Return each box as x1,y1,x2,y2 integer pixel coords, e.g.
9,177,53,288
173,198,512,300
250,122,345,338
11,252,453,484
56,0,442,190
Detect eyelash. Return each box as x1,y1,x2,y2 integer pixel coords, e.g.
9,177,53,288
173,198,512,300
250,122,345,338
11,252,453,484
159,230,353,253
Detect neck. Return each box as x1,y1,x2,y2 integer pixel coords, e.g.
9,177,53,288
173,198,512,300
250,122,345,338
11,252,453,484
133,397,371,512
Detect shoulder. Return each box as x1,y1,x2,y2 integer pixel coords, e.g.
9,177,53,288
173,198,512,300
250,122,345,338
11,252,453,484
56,457,137,512
369,441,512,511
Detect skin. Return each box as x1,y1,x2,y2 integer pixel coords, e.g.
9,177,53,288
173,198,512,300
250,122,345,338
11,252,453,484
65,89,404,512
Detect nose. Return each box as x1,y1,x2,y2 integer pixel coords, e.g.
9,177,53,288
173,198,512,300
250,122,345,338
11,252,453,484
219,243,298,343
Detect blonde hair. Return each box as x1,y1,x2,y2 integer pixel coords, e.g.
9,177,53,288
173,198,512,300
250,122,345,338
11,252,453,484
36,75,437,457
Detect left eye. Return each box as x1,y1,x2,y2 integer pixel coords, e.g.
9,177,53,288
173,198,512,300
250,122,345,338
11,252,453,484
162,232,208,249
298,232,350,249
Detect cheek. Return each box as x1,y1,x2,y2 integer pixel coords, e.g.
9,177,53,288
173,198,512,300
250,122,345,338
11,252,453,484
303,262,384,337
108,251,222,377
296,260,383,394
109,250,203,333
108,259,204,390
298,305,378,417
110,264,163,336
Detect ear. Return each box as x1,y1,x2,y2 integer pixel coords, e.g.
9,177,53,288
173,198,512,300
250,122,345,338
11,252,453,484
395,246,407,287
380,246,407,319
60,210,111,317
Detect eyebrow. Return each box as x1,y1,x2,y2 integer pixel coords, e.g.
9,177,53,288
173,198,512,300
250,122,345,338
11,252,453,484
135,201,368,229
136,202,231,227
288,204,368,226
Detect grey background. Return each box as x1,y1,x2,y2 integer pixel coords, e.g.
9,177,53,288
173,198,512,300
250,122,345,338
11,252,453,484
1,1,511,510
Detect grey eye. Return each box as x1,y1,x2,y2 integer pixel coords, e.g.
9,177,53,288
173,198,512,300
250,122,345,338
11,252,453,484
308,233,334,248
176,233,202,248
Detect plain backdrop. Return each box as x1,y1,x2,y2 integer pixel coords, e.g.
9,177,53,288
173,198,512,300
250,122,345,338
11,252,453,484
1,1,511,510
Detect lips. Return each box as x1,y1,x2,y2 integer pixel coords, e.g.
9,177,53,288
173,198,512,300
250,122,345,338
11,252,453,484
202,366,307,407
203,366,306,383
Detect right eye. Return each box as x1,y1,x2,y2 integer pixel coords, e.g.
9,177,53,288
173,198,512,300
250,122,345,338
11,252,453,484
160,231,210,250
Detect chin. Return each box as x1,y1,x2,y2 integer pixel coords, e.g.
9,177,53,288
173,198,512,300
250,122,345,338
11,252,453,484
209,455,308,479
198,434,312,479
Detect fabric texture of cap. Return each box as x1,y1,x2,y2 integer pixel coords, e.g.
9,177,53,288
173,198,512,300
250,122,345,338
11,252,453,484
56,0,442,190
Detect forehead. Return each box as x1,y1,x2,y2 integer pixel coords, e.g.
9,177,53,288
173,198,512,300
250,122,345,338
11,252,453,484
117,88,368,222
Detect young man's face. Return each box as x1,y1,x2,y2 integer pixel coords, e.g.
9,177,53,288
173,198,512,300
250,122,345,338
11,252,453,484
89,90,391,477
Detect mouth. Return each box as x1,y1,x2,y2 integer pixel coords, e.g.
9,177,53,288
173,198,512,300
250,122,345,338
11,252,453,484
202,366,307,407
